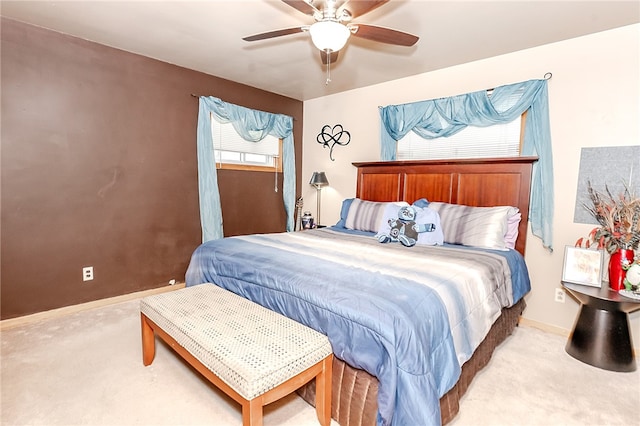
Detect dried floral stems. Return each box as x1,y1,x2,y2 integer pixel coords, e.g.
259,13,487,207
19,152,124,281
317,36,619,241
578,181,640,254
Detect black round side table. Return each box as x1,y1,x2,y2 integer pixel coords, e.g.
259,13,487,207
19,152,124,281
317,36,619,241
562,281,640,372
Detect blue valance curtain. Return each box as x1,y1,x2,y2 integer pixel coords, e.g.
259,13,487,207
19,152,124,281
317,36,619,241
196,96,295,242
379,79,554,250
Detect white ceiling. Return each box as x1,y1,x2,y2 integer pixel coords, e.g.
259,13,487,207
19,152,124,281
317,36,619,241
2,1,639,101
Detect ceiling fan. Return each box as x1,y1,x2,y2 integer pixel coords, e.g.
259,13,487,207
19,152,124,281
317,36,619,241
242,0,419,66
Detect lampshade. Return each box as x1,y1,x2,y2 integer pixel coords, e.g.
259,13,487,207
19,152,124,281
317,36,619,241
309,21,350,52
309,171,329,188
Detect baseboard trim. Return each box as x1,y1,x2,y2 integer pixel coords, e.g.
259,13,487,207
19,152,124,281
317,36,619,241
518,317,570,337
0,283,186,331
519,316,639,358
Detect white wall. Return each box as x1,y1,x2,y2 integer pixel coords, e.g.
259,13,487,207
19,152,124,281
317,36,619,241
302,24,640,347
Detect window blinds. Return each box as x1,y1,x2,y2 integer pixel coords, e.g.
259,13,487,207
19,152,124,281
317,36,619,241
211,119,279,156
397,119,521,160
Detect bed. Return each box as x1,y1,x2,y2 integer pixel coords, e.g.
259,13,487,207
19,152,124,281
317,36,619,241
185,157,537,426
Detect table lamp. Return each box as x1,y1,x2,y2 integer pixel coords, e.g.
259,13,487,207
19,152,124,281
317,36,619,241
309,172,329,226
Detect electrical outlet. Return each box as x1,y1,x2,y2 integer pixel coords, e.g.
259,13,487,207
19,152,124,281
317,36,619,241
554,288,565,303
83,266,94,282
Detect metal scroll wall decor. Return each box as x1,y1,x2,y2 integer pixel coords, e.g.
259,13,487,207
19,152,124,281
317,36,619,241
316,124,351,161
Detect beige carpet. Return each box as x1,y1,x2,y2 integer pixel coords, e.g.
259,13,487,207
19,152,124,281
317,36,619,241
1,298,638,426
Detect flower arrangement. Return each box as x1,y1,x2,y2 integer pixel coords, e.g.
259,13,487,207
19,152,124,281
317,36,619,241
624,263,640,292
576,181,640,254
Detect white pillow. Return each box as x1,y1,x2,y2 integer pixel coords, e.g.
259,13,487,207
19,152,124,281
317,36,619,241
504,212,522,249
428,202,520,250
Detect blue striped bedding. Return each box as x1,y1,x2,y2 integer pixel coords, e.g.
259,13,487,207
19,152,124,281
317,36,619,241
185,227,530,426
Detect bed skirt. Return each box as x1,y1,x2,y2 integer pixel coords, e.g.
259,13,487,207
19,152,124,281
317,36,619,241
296,298,527,425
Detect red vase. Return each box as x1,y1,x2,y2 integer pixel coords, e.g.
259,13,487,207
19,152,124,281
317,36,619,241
608,249,635,291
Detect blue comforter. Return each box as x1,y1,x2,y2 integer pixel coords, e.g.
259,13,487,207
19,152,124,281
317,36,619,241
185,228,530,426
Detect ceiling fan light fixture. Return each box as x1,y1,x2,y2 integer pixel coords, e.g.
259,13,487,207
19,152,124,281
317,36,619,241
309,21,350,52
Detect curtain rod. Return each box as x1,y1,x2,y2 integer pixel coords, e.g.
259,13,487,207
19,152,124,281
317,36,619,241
377,73,553,108
189,94,298,121
487,72,552,92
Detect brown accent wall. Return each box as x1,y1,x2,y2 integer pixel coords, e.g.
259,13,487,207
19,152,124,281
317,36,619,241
0,18,303,320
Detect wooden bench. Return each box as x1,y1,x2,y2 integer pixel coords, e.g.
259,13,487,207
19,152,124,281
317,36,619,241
140,284,333,426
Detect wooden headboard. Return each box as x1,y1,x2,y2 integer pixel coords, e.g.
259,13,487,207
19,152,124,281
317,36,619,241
353,157,538,256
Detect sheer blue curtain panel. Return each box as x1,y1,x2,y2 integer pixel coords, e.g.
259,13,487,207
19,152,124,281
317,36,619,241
196,97,295,242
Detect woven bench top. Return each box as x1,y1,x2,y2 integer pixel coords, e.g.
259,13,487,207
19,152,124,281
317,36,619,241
140,284,332,400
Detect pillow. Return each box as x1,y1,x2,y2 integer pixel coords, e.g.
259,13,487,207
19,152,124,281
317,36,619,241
344,199,408,233
428,202,520,250
412,198,430,208
335,198,355,228
376,203,444,246
414,205,444,246
504,212,522,249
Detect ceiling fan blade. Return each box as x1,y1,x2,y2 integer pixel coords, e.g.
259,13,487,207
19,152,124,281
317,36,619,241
320,50,339,65
339,0,389,19
243,27,305,42
351,24,418,46
281,0,319,16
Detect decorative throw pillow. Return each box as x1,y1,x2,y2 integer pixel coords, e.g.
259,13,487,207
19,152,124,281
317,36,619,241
412,198,430,208
376,203,444,246
335,198,355,228
413,205,444,246
428,202,520,250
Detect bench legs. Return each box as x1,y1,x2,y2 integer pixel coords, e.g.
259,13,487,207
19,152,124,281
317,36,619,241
243,399,263,426
315,355,333,426
141,313,156,366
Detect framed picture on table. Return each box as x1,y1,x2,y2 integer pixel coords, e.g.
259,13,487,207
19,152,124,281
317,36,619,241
562,246,604,287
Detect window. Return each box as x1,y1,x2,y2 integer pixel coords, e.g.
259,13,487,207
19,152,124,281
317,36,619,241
211,118,282,172
397,90,526,160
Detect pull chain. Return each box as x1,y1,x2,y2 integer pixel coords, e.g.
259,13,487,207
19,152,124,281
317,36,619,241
274,156,279,193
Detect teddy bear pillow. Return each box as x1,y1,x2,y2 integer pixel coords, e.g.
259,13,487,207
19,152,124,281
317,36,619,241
376,203,444,247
